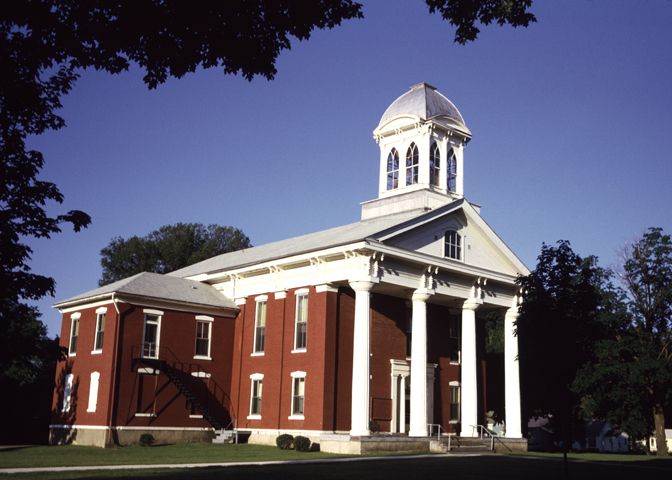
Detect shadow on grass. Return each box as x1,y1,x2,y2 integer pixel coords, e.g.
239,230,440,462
11,455,672,480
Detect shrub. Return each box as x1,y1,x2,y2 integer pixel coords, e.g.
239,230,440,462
276,434,294,450
139,433,154,446
294,435,311,452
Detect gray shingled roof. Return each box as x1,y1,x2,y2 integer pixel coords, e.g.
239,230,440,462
378,83,469,133
168,208,441,278
55,272,237,309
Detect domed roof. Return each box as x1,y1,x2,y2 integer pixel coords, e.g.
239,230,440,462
377,83,470,135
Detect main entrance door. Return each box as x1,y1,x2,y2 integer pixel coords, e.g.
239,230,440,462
390,359,436,433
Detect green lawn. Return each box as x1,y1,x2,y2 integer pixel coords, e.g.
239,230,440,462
3,453,672,480
0,443,343,468
2,445,672,480
510,451,672,462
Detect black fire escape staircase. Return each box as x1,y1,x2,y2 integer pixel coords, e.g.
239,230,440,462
133,346,237,443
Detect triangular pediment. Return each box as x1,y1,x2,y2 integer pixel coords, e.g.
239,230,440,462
372,201,529,277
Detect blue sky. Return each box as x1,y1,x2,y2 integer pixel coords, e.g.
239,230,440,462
27,1,672,336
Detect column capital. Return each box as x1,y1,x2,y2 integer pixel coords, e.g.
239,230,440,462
315,284,339,294
412,288,434,302
505,306,520,320
462,297,483,311
349,278,378,292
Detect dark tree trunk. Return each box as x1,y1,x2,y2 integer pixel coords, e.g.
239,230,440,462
653,403,668,456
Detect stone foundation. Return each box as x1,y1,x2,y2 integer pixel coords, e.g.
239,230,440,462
320,434,431,454
49,425,214,448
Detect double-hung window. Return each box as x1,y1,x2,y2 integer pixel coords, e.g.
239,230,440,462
294,292,308,351
69,313,80,356
194,316,213,359
444,230,462,260
248,374,263,419
142,311,162,359
253,299,267,354
290,371,306,419
93,311,105,352
449,382,461,423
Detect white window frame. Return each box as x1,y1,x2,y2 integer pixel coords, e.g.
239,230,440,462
444,230,462,261
405,142,419,186
87,371,100,413
252,296,267,356
194,315,213,360
449,380,460,424
447,147,457,193
68,313,80,356
248,373,264,419
289,371,306,420
429,141,441,187
62,373,74,413
92,307,107,354
386,148,399,190
292,290,309,353
142,309,163,359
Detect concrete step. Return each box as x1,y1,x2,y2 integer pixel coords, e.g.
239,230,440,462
432,436,494,453
212,430,237,444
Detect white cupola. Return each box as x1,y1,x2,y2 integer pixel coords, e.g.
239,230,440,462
361,83,472,220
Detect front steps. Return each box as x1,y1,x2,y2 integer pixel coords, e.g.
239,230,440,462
212,429,238,444
431,436,494,454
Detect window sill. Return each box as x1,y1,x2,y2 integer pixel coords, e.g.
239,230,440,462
189,414,203,419
449,420,459,424
193,355,212,361
247,414,262,420
449,360,460,366
68,353,77,358
288,414,305,421
135,413,157,418
91,350,102,355
250,352,265,357
291,348,306,354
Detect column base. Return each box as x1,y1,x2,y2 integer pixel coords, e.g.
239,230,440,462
349,429,370,437
408,429,428,438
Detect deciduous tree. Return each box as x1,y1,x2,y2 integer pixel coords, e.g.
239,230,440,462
99,223,251,285
516,240,607,455
575,228,672,455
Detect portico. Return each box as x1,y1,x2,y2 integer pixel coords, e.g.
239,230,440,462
346,267,523,439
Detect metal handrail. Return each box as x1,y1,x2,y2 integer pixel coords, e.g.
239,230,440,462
470,424,511,452
428,423,444,440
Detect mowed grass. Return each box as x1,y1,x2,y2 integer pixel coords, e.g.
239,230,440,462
0,442,344,468
3,452,672,480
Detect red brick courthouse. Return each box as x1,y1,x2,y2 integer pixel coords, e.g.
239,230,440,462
51,84,528,453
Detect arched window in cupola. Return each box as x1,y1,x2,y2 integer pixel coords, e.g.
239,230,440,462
430,142,440,187
406,143,419,186
447,148,457,193
386,148,399,190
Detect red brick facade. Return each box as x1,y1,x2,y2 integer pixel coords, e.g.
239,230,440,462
51,287,496,445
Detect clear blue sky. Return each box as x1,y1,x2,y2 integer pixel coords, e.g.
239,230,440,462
27,1,672,336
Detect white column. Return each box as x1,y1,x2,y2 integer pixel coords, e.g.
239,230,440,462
460,298,481,437
399,375,407,434
391,375,398,433
456,144,464,197
349,280,375,436
504,307,523,438
409,289,432,437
